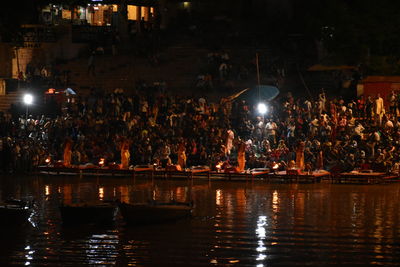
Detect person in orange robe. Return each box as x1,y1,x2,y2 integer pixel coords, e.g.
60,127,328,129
121,141,130,169
236,141,246,172
295,141,305,171
177,142,187,169
63,140,72,167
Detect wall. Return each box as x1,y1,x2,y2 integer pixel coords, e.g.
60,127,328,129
361,82,400,108
0,44,12,78
11,25,88,79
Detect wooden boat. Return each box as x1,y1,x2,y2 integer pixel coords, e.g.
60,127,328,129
59,202,118,225
118,200,194,225
0,199,33,226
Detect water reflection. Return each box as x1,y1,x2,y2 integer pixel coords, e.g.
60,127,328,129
98,187,104,201
85,232,118,265
24,245,34,266
45,185,50,197
256,216,267,263
1,177,400,265
215,189,222,206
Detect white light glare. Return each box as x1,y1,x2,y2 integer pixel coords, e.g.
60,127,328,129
257,103,267,115
24,94,33,105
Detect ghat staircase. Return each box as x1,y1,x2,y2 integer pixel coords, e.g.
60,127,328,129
0,44,274,112
0,91,24,113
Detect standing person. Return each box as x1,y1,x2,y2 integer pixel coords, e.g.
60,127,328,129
219,62,228,81
295,141,305,171
368,128,381,158
313,140,323,170
87,51,95,76
236,141,246,172
63,139,72,167
388,90,397,118
177,142,187,169
226,128,234,155
329,99,337,121
365,95,373,122
287,121,296,148
160,142,171,167
319,91,327,113
374,93,385,126
120,141,130,169
357,95,365,119
265,119,278,148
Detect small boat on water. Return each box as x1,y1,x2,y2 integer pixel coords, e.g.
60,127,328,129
118,200,194,225
0,199,34,226
59,202,118,225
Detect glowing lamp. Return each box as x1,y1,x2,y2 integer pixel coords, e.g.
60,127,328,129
216,162,223,172
272,162,279,170
23,94,33,105
257,103,267,115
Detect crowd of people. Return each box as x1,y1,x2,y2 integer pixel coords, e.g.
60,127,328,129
0,85,400,175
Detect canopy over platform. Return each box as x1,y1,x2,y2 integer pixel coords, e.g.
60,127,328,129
360,76,400,83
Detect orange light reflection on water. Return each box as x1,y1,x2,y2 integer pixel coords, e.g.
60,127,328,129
98,187,104,201
216,189,222,206
45,185,50,196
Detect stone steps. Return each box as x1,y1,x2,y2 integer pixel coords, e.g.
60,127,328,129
61,48,207,93
57,45,267,95
0,91,24,112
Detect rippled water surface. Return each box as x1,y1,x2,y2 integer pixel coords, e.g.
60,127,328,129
1,175,400,266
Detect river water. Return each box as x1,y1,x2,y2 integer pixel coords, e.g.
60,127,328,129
1,175,400,266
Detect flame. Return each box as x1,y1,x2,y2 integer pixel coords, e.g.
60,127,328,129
45,157,51,164
99,158,105,166
216,162,223,169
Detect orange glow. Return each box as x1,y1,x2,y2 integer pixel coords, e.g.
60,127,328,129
45,185,50,196
272,190,279,213
128,5,139,20
63,185,72,205
119,186,129,203
98,187,104,201
216,162,223,172
216,189,222,206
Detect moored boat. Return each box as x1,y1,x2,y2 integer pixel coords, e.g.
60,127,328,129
0,199,34,226
59,202,118,225
118,200,193,225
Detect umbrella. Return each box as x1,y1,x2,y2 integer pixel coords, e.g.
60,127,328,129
254,85,280,100
64,88,76,96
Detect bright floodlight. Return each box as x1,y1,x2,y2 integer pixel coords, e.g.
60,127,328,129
257,103,267,115
23,94,33,105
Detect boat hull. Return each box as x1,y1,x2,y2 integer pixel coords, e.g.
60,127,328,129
0,205,32,226
118,202,193,225
59,204,117,225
